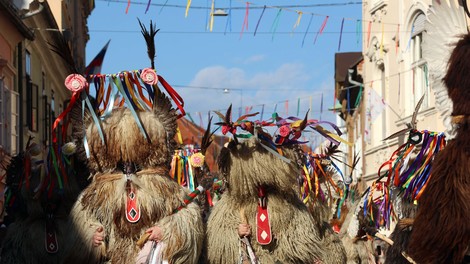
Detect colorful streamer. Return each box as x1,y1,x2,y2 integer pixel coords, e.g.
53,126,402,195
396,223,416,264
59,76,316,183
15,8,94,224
240,2,250,39
366,21,372,48
338,18,345,51
314,16,329,44
301,14,314,47
253,5,266,36
185,0,192,17
270,9,283,41
292,11,303,34
145,0,152,14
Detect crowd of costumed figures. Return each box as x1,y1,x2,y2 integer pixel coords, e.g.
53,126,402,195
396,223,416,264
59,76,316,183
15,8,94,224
0,2,469,262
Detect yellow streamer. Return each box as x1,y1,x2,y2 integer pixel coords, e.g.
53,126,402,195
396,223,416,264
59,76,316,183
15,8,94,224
209,0,215,31
185,0,192,17
292,11,303,33
177,156,183,185
176,126,183,145
303,165,312,193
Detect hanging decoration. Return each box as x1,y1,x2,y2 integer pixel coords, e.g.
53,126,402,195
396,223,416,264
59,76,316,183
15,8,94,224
253,5,266,36
362,130,446,229
292,11,303,34
270,9,283,41
56,68,185,159
314,15,329,44
301,14,314,47
338,18,345,51
185,0,192,17
240,2,250,39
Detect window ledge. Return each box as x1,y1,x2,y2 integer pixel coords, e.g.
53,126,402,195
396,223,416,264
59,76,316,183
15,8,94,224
370,0,387,14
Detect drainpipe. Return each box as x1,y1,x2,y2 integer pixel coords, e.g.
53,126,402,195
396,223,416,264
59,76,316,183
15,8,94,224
348,68,363,87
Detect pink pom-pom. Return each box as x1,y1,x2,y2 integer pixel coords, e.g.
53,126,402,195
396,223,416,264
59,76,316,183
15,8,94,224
141,68,158,85
279,125,291,137
64,74,87,92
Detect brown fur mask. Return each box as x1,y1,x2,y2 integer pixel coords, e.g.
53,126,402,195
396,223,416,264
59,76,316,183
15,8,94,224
77,90,177,173
217,137,302,201
408,33,470,263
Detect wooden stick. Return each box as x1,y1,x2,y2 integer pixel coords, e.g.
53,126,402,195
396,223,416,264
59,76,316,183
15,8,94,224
136,233,151,249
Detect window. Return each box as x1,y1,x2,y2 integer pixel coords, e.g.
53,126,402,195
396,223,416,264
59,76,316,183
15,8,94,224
1,81,20,155
25,51,31,76
25,51,38,132
408,12,429,114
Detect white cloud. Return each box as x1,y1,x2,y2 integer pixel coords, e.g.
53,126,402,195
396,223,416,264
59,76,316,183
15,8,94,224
244,54,266,64
178,63,336,125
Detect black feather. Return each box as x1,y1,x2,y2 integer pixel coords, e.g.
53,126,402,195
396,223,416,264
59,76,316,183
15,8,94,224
201,116,217,155
138,18,160,69
47,38,77,73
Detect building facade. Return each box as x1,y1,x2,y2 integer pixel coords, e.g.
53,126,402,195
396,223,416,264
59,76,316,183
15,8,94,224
360,0,450,183
0,0,94,156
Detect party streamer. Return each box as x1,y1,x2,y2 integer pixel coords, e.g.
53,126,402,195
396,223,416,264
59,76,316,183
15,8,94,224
396,24,400,54
209,0,215,31
338,18,345,51
145,0,152,14
292,11,303,34
126,0,131,13
254,5,266,36
224,0,232,34
271,9,283,41
302,14,314,47
240,2,250,39
158,0,170,14
314,16,329,44
185,0,192,17
356,20,361,45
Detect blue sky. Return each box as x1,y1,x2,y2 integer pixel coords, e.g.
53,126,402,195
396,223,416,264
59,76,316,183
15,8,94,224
86,0,362,145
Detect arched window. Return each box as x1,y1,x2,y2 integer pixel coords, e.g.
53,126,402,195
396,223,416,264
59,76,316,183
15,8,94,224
407,12,429,114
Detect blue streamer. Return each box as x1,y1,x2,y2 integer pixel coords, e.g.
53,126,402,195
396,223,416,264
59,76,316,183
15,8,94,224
112,75,150,141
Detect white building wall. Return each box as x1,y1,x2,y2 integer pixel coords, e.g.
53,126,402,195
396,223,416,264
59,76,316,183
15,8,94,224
361,0,446,183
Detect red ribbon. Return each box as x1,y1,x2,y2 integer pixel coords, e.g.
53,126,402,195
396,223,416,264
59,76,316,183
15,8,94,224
52,91,80,144
157,75,185,119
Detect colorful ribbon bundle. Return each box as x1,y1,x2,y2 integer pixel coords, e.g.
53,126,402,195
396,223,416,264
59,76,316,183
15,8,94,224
55,68,185,159
301,152,349,214
215,106,350,155
170,148,199,192
363,130,446,229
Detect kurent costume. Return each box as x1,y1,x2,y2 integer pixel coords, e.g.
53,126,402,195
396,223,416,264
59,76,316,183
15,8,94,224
0,138,88,264
60,21,204,263
206,108,348,264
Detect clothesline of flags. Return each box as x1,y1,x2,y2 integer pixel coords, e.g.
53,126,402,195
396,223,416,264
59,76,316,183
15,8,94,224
101,0,421,50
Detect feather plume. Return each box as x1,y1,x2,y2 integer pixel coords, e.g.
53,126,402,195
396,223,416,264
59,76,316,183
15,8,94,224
138,19,160,69
200,116,216,156
47,38,78,74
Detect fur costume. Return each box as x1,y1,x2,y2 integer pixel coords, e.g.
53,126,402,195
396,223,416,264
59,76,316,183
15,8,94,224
206,137,326,264
63,89,204,263
306,159,347,264
408,33,470,264
0,141,87,264
336,194,374,264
